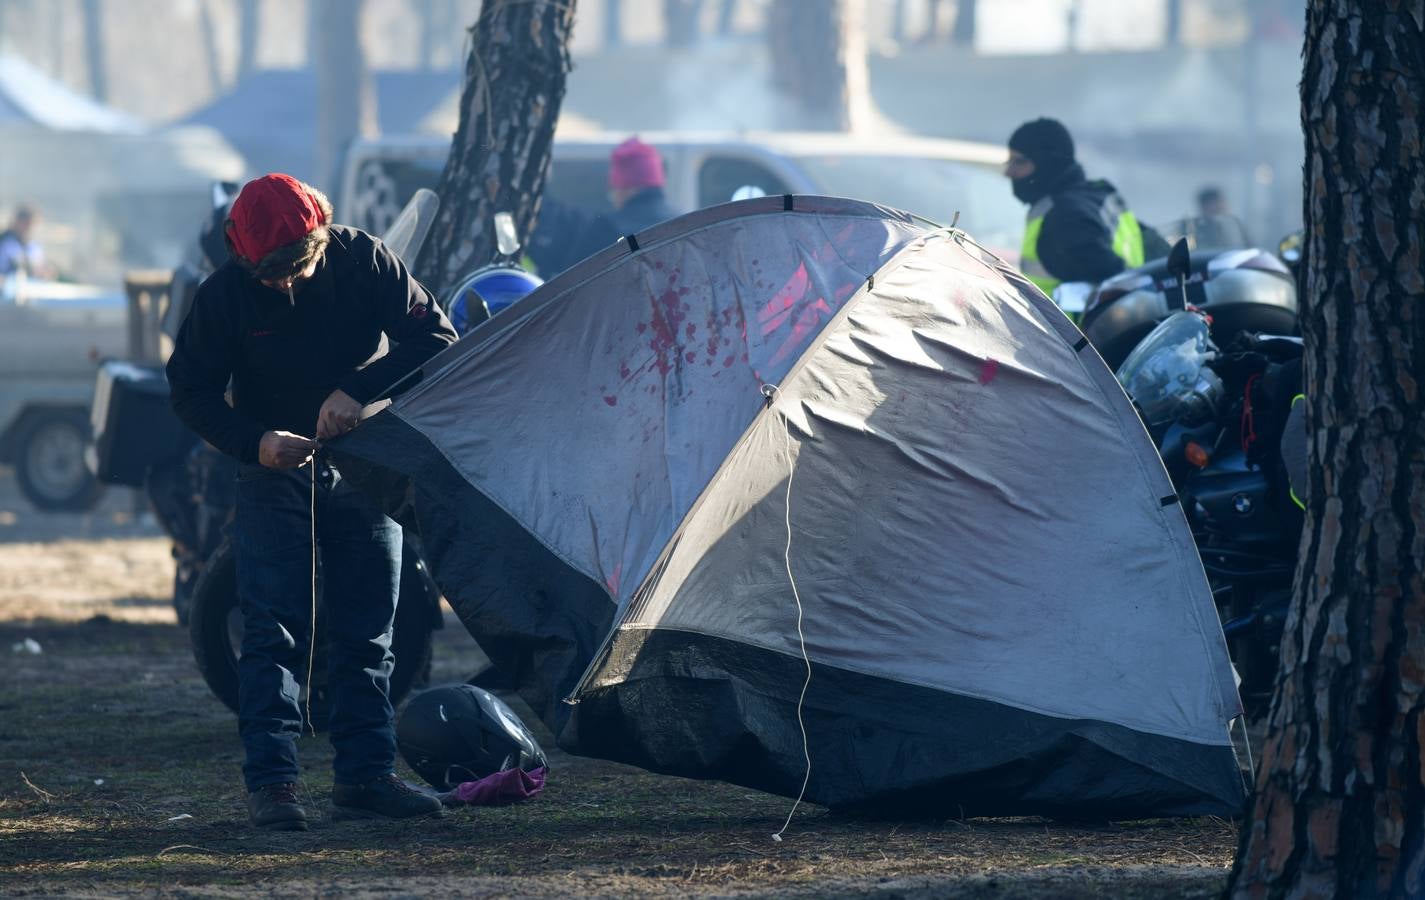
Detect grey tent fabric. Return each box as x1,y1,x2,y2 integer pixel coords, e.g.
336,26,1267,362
333,195,1245,818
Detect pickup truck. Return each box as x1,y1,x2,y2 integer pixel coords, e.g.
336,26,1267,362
0,277,125,510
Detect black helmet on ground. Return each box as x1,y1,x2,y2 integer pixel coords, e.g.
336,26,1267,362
396,684,548,791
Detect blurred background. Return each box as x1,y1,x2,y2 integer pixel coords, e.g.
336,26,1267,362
0,0,1304,286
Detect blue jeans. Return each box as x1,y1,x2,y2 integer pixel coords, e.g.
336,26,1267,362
233,459,402,791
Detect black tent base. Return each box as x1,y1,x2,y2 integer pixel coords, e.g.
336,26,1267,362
564,628,1246,820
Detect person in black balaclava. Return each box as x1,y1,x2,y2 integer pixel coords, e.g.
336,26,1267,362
1005,118,1151,306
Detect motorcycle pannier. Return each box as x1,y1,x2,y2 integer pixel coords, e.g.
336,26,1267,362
88,361,192,487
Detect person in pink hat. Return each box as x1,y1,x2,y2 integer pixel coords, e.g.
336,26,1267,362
605,136,678,236
527,136,683,276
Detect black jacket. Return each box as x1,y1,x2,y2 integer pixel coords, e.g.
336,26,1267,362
1034,165,1134,284
608,187,679,236
166,226,457,464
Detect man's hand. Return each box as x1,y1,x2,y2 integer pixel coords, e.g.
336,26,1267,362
316,389,363,440
258,431,320,469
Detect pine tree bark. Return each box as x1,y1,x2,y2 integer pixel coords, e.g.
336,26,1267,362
415,0,577,300
1225,1,1425,896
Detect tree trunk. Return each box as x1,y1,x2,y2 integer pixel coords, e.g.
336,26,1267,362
415,0,578,300
311,0,378,192
889,0,907,43
48,0,66,83
237,0,260,82
715,0,737,35
1164,0,1183,45
924,0,948,42
664,0,703,47
1226,1,1425,897
81,0,106,102
197,0,226,92
604,0,622,47
950,0,976,47
766,0,869,132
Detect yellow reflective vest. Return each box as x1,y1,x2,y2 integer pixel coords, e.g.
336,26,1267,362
1020,189,1146,298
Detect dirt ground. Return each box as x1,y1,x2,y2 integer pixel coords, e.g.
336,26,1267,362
0,469,1243,898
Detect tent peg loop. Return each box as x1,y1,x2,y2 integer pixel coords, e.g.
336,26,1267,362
760,384,779,409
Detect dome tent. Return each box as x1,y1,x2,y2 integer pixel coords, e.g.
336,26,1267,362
331,195,1245,819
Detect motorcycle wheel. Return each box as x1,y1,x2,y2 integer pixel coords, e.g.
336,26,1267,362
189,537,436,731
14,409,106,512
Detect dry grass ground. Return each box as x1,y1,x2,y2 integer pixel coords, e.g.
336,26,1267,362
0,472,1241,898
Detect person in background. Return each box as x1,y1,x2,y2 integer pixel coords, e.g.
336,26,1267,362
527,136,683,277
1194,185,1251,248
604,136,679,236
1004,118,1147,306
0,205,53,281
166,173,457,832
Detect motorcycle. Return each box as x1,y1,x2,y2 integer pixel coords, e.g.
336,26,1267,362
88,188,446,729
1064,216,1300,372
1113,241,1305,717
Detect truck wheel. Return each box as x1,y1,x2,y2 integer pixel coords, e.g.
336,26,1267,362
14,409,106,512
189,537,436,731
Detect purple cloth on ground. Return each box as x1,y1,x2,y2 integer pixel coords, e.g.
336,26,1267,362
445,767,546,806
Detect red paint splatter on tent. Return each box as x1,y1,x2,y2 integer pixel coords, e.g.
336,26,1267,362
979,358,1001,385
604,395,618,406
605,561,622,596
619,363,632,379
645,287,690,375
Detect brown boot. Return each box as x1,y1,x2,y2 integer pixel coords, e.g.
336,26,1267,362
331,773,444,821
247,782,308,831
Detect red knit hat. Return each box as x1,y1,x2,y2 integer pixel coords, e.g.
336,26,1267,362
608,137,665,191
225,173,326,266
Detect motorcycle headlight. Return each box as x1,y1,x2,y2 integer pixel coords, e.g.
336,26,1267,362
1174,367,1225,427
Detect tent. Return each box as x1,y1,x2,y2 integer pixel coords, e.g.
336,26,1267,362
0,55,142,133
333,195,1245,819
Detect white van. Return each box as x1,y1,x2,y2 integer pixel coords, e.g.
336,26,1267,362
338,131,1022,268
